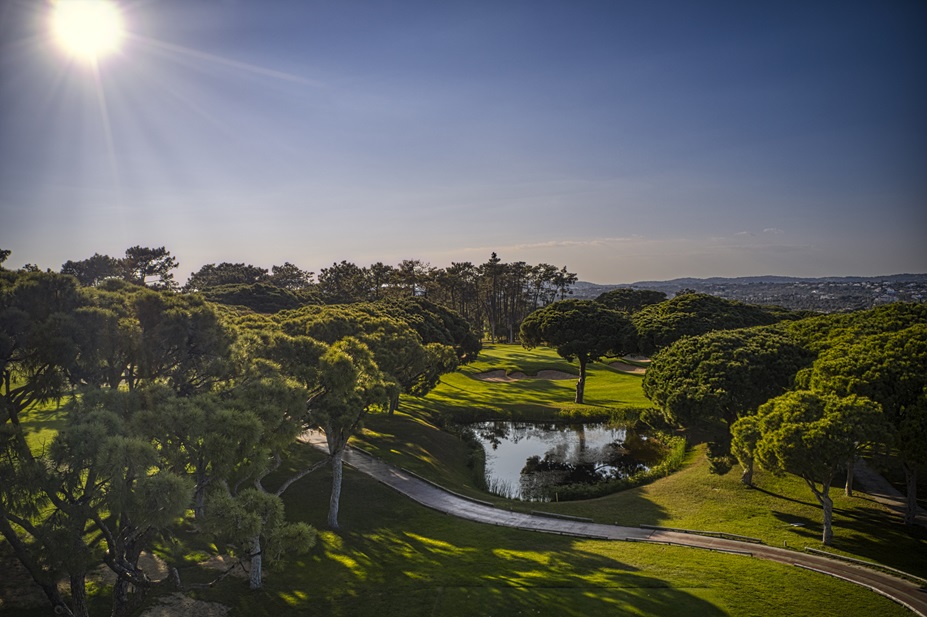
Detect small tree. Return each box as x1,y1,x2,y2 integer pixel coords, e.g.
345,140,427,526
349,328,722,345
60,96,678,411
730,414,760,486
748,390,885,545
307,337,386,529
520,300,631,404
205,490,316,590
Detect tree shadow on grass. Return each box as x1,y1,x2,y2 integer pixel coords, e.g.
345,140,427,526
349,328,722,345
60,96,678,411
256,442,728,616
825,504,927,576
751,485,818,509
758,484,927,576
256,469,728,617
770,510,821,543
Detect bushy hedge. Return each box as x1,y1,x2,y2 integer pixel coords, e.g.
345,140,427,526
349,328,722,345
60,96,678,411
540,434,688,502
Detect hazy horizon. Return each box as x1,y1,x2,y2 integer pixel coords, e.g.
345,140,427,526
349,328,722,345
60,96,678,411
2,1,925,283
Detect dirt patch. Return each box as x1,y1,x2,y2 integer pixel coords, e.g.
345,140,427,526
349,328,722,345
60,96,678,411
89,551,170,586
140,593,230,617
472,369,575,382
609,361,646,375
197,554,248,579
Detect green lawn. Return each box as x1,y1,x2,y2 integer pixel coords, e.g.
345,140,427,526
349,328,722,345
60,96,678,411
399,343,652,424
355,344,927,580
7,344,925,616
156,450,911,617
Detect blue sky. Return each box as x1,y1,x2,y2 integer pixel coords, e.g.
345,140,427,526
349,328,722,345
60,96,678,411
1,0,925,283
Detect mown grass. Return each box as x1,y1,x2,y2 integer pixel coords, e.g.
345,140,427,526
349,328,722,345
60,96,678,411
399,343,652,424
356,344,927,579
151,447,911,617
7,344,926,616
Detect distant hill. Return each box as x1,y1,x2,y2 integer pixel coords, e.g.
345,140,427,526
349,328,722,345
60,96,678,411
571,274,927,313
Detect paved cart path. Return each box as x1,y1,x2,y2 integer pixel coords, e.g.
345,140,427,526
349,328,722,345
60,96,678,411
302,433,927,616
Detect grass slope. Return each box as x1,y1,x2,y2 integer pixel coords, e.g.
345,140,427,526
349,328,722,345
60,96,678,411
357,345,927,578
159,450,910,617
6,345,924,616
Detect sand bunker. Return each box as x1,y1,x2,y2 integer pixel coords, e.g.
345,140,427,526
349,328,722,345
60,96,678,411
609,361,647,375
472,369,575,382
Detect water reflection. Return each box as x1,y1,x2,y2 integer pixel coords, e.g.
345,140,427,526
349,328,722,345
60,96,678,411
469,421,664,501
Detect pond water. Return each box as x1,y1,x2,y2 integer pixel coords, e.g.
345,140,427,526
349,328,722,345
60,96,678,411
468,421,664,501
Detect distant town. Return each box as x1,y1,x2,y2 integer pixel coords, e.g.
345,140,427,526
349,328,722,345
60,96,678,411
573,274,927,313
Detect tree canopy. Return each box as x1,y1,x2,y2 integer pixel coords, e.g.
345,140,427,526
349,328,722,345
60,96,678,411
735,390,885,544
632,293,796,355
595,288,667,313
520,299,633,404
807,322,927,524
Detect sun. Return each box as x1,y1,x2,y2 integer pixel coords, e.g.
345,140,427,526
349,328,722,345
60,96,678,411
51,0,125,62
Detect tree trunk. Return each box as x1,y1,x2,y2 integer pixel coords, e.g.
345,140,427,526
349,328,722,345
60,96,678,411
903,461,918,525
821,492,834,545
808,481,835,546
328,449,344,530
69,573,89,617
574,357,586,404
249,535,263,590
845,458,855,497
193,474,208,520
388,394,399,416
111,537,148,617
741,460,754,487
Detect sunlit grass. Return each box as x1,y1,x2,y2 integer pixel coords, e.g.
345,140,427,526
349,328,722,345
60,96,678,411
18,396,71,451
398,343,652,425
168,452,911,616
11,345,924,616
354,345,927,579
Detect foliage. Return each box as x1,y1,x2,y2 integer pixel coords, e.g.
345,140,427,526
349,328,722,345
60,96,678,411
61,246,182,290
520,300,634,404
595,288,667,313
537,434,687,501
633,293,796,355
61,252,126,287
377,296,482,364
642,327,812,437
123,246,179,290
203,489,316,574
306,337,388,528
808,321,927,523
199,282,318,313
741,390,887,544
280,302,460,413
184,262,270,291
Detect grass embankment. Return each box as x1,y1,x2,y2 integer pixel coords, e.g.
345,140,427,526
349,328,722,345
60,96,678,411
7,345,925,616
157,445,912,617
353,344,656,503
354,344,927,578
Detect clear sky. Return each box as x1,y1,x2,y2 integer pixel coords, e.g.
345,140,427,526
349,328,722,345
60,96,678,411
1,0,925,284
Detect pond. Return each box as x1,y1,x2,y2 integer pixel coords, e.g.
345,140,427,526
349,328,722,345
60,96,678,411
468,421,665,501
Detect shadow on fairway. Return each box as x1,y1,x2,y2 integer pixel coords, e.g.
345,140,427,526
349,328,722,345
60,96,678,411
221,466,728,617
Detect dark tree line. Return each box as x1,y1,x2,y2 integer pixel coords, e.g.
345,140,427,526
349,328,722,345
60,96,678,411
0,249,479,617
53,247,578,344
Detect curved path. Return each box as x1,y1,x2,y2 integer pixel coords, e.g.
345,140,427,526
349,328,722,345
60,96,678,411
303,433,927,615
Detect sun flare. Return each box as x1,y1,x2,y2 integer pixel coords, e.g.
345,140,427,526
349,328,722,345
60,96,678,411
51,0,125,62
